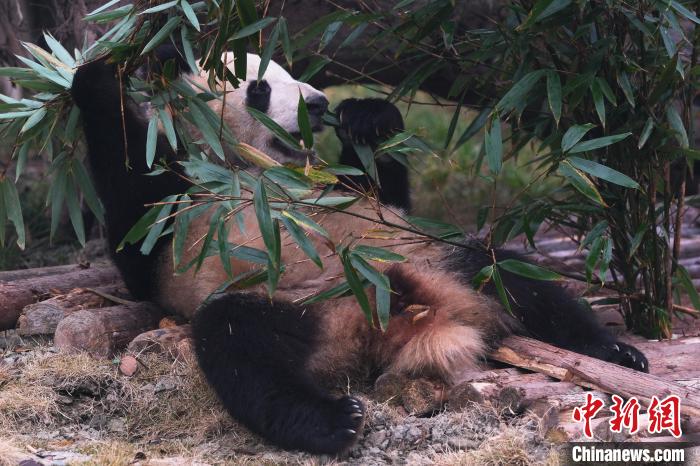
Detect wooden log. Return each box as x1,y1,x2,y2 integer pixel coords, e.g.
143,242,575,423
0,264,89,283
0,262,122,330
54,303,164,357
17,285,130,336
491,336,700,418
127,324,193,357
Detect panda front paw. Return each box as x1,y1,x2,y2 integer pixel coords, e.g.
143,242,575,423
602,341,649,372
334,98,404,146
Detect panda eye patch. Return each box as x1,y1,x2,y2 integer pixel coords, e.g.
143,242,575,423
246,80,271,113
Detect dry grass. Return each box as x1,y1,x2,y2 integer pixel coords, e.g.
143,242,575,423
0,341,560,465
0,347,244,457
433,426,562,465
0,438,28,466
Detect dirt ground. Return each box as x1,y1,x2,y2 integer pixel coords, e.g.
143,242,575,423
0,331,565,466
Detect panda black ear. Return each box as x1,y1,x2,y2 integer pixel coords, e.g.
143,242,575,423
246,80,271,113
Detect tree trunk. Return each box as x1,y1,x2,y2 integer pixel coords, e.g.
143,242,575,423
54,302,164,357
0,262,122,330
17,285,130,336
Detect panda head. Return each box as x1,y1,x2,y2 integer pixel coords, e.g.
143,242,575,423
193,53,328,166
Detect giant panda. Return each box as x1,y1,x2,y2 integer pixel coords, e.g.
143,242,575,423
70,51,648,455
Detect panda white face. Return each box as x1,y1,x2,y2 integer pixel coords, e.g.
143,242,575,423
192,53,328,165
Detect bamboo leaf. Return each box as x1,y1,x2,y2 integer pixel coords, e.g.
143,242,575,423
297,92,314,149
217,217,232,279
353,245,406,263
638,117,654,149
280,209,329,238
1,178,25,249
14,143,29,182
247,106,301,150
180,27,198,73
485,115,502,174
590,80,606,128
569,132,632,154
341,250,373,324
454,106,491,148
146,114,159,168
187,99,224,158
141,17,181,55
140,195,177,255
281,216,322,268
303,281,352,304
376,285,390,331
232,17,277,40
350,253,391,291
65,177,86,247
73,158,105,225
139,0,178,15
158,108,177,150
562,124,595,152
568,156,639,189
472,264,494,288
254,180,279,269
676,265,700,309
20,107,46,133
258,19,281,81
666,105,689,148
547,70,562,125
498,259,562,281
558,160,606,206
495,70,545,114
671,1,700,24
616,72,635,108
492,266,512,315
180,0,200,31
43,33,75,67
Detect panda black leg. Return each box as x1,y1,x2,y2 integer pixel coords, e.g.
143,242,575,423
452,242,649,372
192,293,365,454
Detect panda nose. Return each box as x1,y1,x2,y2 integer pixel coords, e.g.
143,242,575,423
305,94,329,116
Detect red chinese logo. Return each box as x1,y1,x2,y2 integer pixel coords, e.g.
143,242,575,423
573,393,683,438
609,394,641,434
572,393,605,438
648,395,682,438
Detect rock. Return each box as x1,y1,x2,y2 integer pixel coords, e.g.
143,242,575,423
119,355,138,376
154,376,177,393
447,438,480,450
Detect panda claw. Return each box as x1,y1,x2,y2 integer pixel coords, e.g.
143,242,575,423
612,344,620,352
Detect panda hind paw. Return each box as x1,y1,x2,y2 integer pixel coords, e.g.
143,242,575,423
602,341,649,373
311,395,365,454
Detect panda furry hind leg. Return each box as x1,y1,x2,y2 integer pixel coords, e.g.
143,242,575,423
193,294,366,454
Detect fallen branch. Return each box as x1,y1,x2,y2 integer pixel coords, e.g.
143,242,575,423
54,303,164,357
17,285,129,336
0,262,122,330
128,324,193,359
491,336,700,418
0,264,89,283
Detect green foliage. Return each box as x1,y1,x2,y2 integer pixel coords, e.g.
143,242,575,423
2,0,699,337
